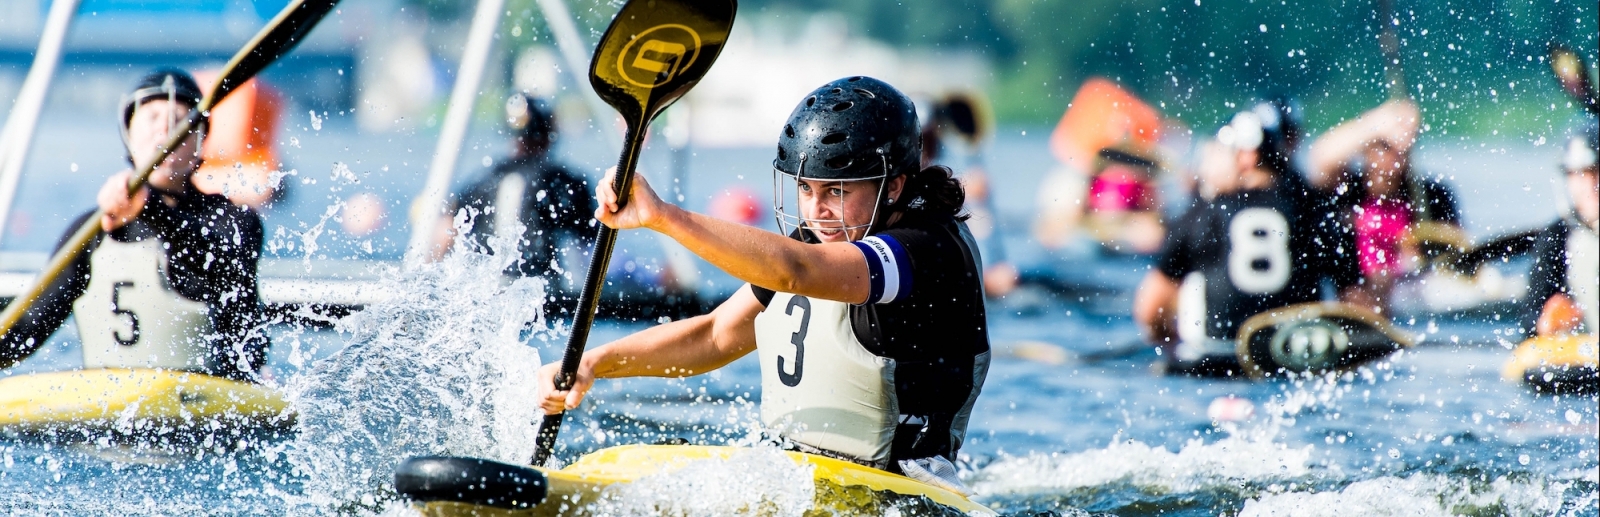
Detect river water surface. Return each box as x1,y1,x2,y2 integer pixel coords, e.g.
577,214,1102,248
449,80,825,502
0,117,1595,515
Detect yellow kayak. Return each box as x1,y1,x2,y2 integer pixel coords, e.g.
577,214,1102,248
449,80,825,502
400,444,995,516
0,368,291,435
1503,335,1599,393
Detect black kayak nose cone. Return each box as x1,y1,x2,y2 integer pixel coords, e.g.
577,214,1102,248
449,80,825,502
394,456,549,509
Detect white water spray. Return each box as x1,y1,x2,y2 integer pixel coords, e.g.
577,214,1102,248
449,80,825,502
275,213,547,513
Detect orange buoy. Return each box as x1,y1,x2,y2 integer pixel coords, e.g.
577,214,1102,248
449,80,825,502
192,71,282,208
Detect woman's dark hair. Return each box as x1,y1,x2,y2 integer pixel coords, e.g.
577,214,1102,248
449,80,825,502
890,165,968,221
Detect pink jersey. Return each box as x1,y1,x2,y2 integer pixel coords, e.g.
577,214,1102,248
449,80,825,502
1087,166,1154,213
1355,198,1411,276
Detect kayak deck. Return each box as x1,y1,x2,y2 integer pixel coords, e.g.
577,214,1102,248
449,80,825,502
0,368,291,436
1503,335,1599,393
409,444,994,516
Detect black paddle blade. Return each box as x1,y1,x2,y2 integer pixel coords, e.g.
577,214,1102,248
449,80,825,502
1549,45,1599,116
588,0,736,125
205,0,341,110
394,456,548,509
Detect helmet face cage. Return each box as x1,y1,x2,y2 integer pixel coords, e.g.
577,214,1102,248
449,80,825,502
119,75,204,163
772,153,892,240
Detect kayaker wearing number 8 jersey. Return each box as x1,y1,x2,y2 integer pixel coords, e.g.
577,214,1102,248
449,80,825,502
534,77,990,493
1133,102,1361,376
0,69,267,381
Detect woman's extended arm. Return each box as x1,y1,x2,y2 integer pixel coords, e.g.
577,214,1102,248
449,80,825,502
1306,99,1420,189
535,286,765,414
596,170,873,304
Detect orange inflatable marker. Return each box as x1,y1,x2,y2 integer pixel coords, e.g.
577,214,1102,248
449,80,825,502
1048,78,1162,167
193,71,282,208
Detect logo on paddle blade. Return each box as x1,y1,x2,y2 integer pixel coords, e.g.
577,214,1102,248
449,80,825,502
618,24,702,88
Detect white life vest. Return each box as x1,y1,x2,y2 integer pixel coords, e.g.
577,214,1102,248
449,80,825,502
753,291,898,466
1568,225,1599,332
73,238,213,370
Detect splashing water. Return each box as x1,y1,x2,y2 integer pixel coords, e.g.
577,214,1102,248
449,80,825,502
275,215,547,513
585,447,817,517
967,373,1347,500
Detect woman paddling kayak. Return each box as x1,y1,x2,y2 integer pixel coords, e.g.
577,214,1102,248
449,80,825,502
534,77,990,492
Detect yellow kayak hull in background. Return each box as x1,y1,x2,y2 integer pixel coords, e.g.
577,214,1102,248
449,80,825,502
0,368,291,434
1503,335,1599,393
411,444,995,516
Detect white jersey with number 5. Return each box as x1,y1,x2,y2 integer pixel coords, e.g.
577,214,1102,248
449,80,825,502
73,239,213,370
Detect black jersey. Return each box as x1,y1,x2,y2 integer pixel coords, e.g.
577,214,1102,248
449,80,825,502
1157,177,1359,340
0,185,267,380
454,156,594,282
1522,218,1599,334
750,210,990,462
1329,168,1462,225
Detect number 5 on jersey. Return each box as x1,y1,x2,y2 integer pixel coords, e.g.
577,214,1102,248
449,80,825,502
1228,208,1291,294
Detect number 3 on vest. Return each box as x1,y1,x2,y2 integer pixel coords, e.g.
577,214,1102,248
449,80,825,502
779,295,810,387
111,281,141,346
1227,208,1291,294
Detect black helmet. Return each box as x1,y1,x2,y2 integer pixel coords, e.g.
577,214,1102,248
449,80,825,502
1256,95,1303,156
774,76,920,181
119,67,205,131
506,92,556,145
1217,97,1301,175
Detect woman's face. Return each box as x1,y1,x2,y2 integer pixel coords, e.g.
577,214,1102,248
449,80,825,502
127,99,201,188
797,175,905,242
1362,143,1406,196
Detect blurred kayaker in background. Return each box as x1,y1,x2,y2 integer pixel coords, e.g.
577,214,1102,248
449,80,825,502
442,93,595,299
0,68,268,381
1525,118,1599,337
1308,99,1464,311
1133,102,1360,375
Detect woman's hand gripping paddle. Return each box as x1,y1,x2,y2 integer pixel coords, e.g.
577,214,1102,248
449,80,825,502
0,0,341,343
531,0,736,466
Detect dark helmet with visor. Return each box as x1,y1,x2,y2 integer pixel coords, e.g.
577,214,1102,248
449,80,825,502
1565,115,1599,173
771,76,920,235
119,68,206,154
1215,98,1300,175
506,92,557,146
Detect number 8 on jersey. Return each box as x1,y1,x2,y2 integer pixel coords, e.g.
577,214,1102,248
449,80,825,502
1227,208,1292,294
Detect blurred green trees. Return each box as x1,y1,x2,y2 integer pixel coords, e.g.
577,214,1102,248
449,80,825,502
415,0,1597,135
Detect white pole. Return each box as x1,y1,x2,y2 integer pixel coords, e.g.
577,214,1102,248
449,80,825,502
532,0,621,151
404,0,509,266
0,0,80,246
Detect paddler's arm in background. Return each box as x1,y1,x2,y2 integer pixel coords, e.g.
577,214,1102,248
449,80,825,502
1132,271,1180,345
594,169,872,304
1134,205,1197,345
0,210,100,368
534,286,764,414
1306,99,1420,190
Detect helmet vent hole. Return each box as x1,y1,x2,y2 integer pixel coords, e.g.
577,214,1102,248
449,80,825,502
784,124,795,138
831,101,854,112
777,145,787,160
847,76,862,82
821,132,848,145
831,88,844,94
853,88,875,99
806,96,816,107
824,156,854,170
